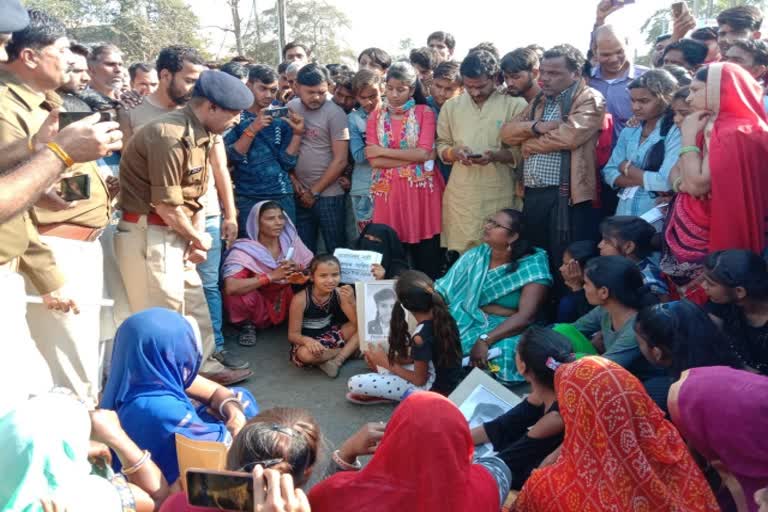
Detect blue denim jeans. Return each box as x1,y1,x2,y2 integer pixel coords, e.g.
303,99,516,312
197,216,224,350
296,194,346,254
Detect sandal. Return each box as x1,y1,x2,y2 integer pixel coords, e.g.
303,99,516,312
238,323,258,347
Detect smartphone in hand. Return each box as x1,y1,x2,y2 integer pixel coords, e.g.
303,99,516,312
186,469,253,512
59,174,91,201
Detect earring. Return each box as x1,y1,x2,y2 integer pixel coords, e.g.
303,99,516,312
507,243,513,251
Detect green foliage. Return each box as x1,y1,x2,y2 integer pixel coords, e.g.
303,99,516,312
23,0,208,63
241,0,353,65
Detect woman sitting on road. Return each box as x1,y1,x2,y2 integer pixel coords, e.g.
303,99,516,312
223,201,314,347
101,309,259,487
436,209,552,383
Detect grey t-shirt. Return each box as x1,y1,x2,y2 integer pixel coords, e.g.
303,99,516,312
287,97,350,197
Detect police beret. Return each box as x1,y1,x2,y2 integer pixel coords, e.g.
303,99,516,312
0,0,29,33
192,70,253,111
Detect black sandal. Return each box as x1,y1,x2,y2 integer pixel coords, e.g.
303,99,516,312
238,323,258,347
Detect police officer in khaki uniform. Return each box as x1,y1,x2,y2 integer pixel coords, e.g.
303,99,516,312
116,70,254,385
0,6,123,410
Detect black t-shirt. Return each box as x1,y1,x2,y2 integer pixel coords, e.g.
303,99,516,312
410,320,465,395
706,301,768,375
483,399,564,490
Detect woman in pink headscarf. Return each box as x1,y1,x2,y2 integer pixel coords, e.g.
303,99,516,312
223,201,313,346
663,62,768,303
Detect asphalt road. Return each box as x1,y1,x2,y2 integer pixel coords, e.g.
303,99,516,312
224,324,394,486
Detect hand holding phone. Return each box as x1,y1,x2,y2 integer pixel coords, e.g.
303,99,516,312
59,174,91,201
671,1,688,18
186,467,310,512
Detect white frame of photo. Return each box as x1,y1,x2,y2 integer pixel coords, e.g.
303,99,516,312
355,280,416,353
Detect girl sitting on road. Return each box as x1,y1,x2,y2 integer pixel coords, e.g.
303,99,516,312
287,255,359,379
347,270,464,404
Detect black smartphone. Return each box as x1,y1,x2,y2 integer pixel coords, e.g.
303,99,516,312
466,153,484,159
265,107,290,118
59,111,113,129
186,469,253,512
671,1,687,18
60,174,91,201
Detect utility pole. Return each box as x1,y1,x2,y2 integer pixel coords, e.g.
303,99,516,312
276,0,286,63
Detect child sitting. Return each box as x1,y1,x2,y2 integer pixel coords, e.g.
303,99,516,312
471,326,572,490
557,240,599,323
598,215,670,300
287,255,359,378
347,270,464,404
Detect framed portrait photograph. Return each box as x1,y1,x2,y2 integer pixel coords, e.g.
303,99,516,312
449,368,522,457
355,280,415,352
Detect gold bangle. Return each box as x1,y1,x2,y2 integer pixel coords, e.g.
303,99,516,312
672,176,683,193
27,136,35,153
45,142,74,168
244,127,257,138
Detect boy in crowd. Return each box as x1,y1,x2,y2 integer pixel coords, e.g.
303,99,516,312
427,60,463,182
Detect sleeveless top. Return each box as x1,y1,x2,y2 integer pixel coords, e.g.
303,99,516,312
301,284,348,338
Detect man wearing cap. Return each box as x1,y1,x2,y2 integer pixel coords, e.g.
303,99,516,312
116,70,254,385
0,7,123,408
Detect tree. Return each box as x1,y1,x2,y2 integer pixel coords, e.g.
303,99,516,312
246,0,352,65
641,0,766,45
24,0,208,63
25,0,109,28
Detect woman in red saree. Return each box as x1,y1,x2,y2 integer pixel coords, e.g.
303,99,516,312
663,62,768,302
514,357,719,512
309,392,503,512
222,201,313,346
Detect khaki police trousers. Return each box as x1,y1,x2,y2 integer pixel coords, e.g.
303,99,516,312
114,216,225,373
25,236,103,408
1,266,54,412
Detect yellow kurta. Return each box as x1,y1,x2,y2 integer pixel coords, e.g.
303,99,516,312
437,91,527,252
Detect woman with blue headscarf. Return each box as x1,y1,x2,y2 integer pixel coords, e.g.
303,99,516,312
101,309,259,486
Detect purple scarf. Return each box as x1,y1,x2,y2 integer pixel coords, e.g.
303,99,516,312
222,201,313,279
670,366,768,512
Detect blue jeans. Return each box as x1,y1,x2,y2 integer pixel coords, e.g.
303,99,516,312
235,194,296,238
296,195,346,254
197,216,224,350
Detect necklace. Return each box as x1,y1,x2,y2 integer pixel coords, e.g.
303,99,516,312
310,287,333,311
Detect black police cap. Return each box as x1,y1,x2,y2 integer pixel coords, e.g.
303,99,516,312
192,70,254,111
0,0,29,33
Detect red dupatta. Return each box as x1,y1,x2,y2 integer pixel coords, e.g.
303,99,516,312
666,63,768,262
514,357,719,512
308,392,499,512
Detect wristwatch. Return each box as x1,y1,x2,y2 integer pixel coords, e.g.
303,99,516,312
531,120,541,136
479,334,491,345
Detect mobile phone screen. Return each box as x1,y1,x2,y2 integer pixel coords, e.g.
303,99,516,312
186,470,254,512
60,174,91,201
267,107,289,118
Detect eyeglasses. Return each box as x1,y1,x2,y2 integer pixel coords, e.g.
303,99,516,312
484,217,514,232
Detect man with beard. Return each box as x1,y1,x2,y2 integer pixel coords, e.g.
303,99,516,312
118,45,247,380
119,45,205,141
57,42,91,112
501,47,541,104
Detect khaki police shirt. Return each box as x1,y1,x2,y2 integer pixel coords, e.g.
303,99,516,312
119,105,211,217
0,70,64,293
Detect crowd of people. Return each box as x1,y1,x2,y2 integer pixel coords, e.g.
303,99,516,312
1,0,768,510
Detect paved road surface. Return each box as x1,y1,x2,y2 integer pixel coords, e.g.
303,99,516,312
225,324,394,486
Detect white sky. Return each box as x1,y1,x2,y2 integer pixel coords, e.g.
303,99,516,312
188,0,676,62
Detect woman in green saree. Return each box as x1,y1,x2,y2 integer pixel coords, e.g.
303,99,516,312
436,209,552,382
